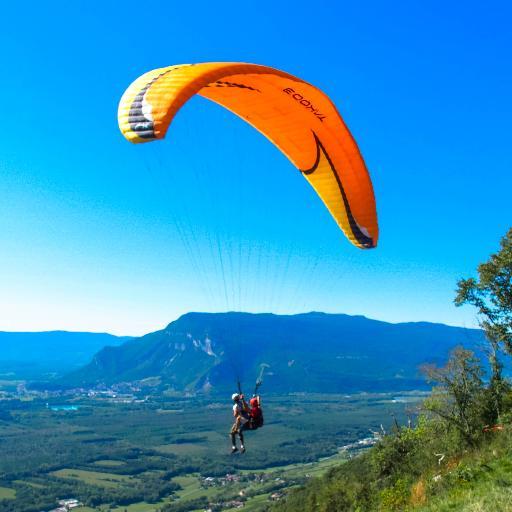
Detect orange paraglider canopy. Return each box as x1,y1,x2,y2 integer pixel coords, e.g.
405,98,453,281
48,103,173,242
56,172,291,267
118,62,378,248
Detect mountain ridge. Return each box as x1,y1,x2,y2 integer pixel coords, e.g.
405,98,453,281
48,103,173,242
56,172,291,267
0,331,131,378
63,312,485,394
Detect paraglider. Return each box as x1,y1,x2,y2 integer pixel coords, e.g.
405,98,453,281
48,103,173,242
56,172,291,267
230,374,265,454
118,62,379,249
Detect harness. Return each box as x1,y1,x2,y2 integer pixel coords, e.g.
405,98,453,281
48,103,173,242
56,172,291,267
235,365,268,430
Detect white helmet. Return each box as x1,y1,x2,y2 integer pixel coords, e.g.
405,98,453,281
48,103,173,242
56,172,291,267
232,393,240,401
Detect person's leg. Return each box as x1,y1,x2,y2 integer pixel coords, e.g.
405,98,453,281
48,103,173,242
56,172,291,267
230,423,239,452
239,424,246,453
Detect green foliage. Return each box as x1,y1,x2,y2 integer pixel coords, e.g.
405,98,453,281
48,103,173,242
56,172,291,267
379,478,410,511
455,227,512,354
456,227,512,421
421,347,487,446
372,425,426,480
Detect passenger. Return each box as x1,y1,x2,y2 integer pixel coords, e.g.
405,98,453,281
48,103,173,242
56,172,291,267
249,396,264,429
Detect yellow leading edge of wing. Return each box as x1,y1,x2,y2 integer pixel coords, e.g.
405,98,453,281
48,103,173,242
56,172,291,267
118,62,378,249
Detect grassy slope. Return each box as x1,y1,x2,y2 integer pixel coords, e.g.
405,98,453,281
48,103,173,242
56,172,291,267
273,428,512,511
414,435,512,511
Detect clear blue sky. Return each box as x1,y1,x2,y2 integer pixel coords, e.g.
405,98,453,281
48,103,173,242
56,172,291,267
1,1,510,335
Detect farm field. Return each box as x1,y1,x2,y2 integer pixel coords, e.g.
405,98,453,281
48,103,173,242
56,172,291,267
0,486,16,499
51,468,136,488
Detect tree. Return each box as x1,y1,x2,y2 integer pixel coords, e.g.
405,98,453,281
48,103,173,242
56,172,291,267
421,347,485,446
455,227,512,417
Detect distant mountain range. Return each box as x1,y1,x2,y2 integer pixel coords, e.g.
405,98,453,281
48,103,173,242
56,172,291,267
62,312,485,394
0,331,130,378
